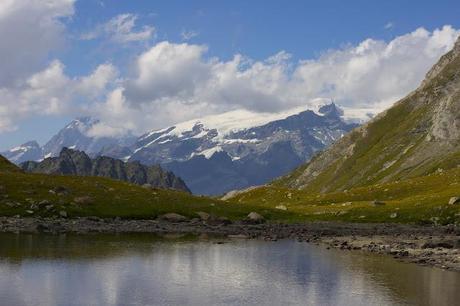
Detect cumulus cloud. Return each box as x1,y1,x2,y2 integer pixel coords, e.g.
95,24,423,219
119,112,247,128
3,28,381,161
125,42,211,102
1,8,459,140
103,25,459,136
81,13,155,44
0,0,75,87
0,61,118,133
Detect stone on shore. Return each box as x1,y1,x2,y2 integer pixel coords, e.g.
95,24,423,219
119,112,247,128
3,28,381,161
195,211,210,221
159,213,188,222
246,212,265,223
59,210,68,218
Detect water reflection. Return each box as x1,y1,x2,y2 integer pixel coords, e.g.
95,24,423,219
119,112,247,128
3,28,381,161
0,233,458,306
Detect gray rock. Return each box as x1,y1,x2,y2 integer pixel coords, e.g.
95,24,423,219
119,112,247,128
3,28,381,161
38,200,51,207
390,213,398,219
21,148,190,193
59,211,68,218
195,211,210,221
50,186,70,196
275,205,288,211
247,212,265,223
45,204,55,211
448,197,460,205
74,196,94,205
159,213,188,222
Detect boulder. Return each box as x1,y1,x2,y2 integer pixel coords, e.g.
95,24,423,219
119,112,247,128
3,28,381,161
49,186,70,195
195,211,211,221
159,213,188,222
45,204,55,211
372,200,386,206
246,212,265,223
448,197,460,205
74,196,94,205
38,200,51,207
59,210,68,218
206,216,232,226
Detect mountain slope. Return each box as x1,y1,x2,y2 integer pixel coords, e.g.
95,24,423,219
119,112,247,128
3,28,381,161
1,118,135,164
275,36,460,193
21,148,190,193
0,155,20,172
128,103,357,194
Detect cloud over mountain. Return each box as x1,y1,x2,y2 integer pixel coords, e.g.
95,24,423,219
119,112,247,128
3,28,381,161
0,1,458,139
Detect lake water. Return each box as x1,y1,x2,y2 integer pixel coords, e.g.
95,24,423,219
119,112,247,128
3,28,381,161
0,233,459,306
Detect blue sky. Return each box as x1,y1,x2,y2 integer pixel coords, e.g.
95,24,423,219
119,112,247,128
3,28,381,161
1,0,460,150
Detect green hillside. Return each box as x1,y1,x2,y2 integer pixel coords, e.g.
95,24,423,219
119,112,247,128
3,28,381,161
275,37,460,193
0,156,291,220
0,155,21,173
229,167,460,224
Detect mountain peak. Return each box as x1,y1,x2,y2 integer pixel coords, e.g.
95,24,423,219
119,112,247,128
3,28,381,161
423,35,460,86
318,102,343,118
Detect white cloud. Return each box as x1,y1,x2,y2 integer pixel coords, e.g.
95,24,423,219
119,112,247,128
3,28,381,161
181,29,199,41
0,0,75,87
81,13,155,44
125,42,211,101
0,61,117,133
90,25,459,137
1,14,459,139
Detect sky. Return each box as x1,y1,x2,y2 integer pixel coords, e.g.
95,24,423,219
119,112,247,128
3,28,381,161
1,0,460,150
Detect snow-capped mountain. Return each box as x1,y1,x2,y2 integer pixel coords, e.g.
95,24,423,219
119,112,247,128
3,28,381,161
1,141,43,164
122,103,352,163
3,103,359,195
42,117,135,158
118,103,358,195
1,117,135,164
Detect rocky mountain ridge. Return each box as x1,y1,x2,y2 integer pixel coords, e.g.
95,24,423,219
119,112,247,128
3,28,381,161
21,148,190,193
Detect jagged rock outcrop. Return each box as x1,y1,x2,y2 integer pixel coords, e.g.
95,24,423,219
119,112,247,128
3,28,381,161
276,36,460,193
21,148,190,193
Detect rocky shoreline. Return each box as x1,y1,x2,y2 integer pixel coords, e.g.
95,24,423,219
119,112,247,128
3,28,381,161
1,216,460,271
